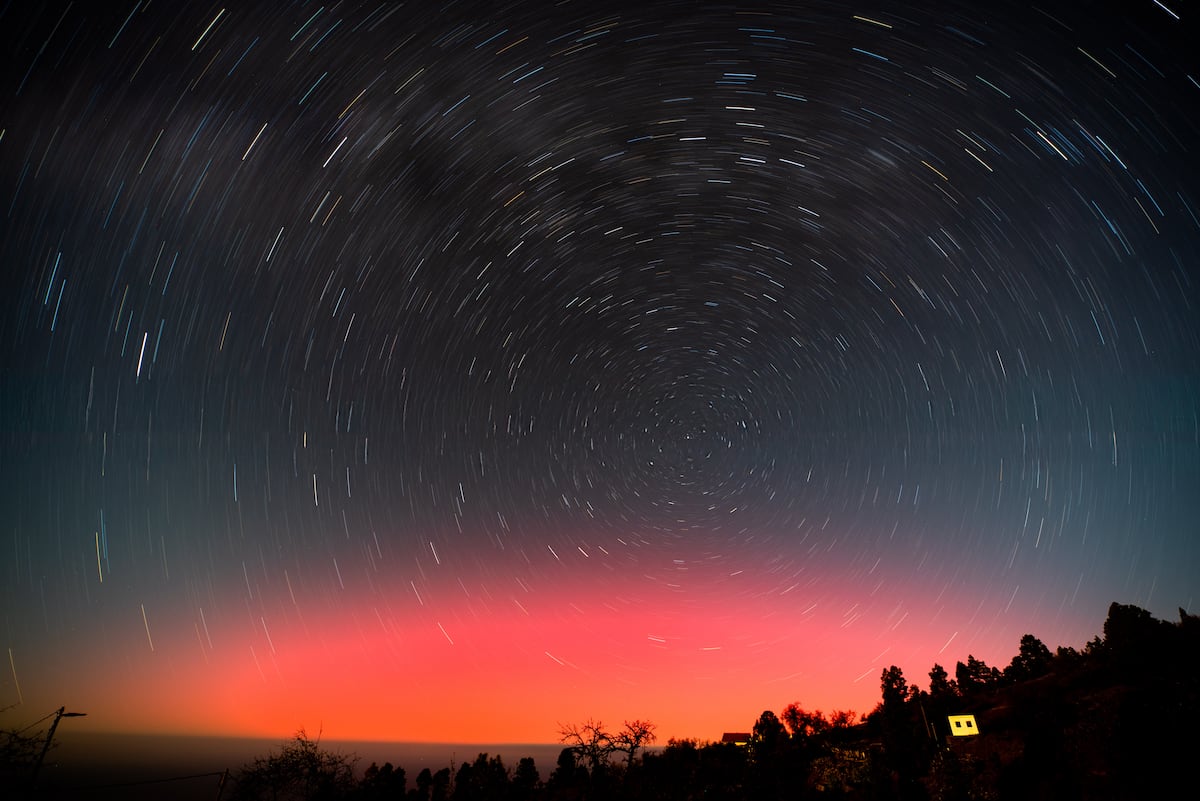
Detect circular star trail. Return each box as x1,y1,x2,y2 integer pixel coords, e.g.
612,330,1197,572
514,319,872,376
1,0,1197,743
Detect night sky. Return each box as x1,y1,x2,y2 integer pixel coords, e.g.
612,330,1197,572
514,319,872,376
2,0,1197,745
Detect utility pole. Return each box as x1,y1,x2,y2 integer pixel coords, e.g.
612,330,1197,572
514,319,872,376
30,705,87,786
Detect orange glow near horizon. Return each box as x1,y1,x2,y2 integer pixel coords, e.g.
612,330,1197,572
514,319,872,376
15,560,1087,746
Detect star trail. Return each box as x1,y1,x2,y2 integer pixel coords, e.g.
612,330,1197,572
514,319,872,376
2,0,1197,744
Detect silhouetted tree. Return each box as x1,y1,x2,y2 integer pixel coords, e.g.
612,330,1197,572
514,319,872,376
1101,601,1176,677
452,753,509,801
430,768,451,801
413,767,433,801
546,746,587,800
1005,633,1053,682
511,757,540,800
613,719,657,768
827,709,858,729
1102,602,1155,648
230,729,357,801
1180,607,1200,634
452,762,474,801
881,666,909,711
638,738,700,801
746,710,791,799
878,666,929,796
750,710,786,756
0,712,44,791
781,702,828,742
954,655,999,696
1053,644,1082,670
697,741,749,801
359,761,406,800
558,718,616,772
927,663,955,699
921,664,958,741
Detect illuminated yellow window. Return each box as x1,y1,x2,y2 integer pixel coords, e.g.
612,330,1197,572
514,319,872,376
947,715,979,736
